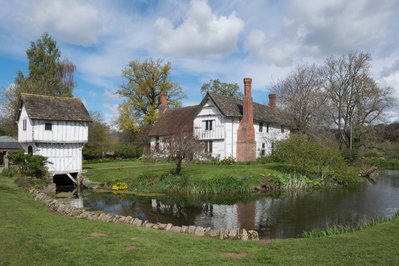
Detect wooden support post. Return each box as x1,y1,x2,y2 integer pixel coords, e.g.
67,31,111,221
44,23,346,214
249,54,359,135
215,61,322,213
66,173,77,184
76,173,83,189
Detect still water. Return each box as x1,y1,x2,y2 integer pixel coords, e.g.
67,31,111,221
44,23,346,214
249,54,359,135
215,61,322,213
63,170,399,239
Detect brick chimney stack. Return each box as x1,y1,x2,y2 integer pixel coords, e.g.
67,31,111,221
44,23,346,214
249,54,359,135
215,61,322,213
268,94,276,109
159,90,167,118
236,77,256,162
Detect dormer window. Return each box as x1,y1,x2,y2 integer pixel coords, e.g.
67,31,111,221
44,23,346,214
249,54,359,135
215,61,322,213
23,119,27,131
45,123,52,131
259,122,263,132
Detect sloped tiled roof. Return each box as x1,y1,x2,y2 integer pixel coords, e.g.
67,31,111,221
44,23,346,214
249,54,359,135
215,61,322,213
17,93,92,122
207,93,289,125
148,105,199,137
0,136,21,150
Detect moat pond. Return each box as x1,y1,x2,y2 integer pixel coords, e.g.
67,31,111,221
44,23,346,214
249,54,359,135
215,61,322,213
58,170,399,239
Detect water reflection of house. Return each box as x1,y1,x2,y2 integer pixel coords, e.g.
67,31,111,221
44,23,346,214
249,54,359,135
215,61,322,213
150,199,203,225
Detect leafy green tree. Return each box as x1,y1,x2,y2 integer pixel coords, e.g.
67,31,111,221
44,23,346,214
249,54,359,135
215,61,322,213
116,58,185,132
0,33,76,136
83,112,114,159
200,79,242,98
21,32,75,97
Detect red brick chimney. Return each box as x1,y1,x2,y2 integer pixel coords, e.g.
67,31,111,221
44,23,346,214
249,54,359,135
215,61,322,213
268,94,276,109
159,90,167,118
236,77,256,161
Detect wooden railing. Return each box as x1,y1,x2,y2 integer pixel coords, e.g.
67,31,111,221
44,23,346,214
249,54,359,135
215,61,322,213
194,126,225,140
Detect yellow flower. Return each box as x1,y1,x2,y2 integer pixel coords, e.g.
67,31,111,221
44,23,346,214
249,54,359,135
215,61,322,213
112,182,128,191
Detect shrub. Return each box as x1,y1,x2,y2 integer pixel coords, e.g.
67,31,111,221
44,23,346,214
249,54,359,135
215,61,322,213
8,151,49,178
341,148,359,164
114,144,142,159
270,134,359,184
218,156,236,165
1,167,18,177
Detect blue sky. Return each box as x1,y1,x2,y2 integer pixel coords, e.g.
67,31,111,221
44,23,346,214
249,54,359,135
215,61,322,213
1,0,398,124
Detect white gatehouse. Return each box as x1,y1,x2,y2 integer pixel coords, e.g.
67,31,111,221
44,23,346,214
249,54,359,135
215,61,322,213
16,93,92,184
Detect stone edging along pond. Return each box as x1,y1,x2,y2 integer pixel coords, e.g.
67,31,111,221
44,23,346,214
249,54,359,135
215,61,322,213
26,187,259,241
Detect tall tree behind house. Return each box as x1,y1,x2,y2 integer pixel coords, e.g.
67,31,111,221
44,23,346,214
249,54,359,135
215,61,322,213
0,33,76,136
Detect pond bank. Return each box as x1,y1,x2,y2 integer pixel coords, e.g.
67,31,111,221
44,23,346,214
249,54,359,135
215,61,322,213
26,184,259,241
2,174,399,265
83,161,362,195
76,170,399,239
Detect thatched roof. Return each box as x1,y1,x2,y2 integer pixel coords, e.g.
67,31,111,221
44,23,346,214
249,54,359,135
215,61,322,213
148,105,199,137
17,93,92,122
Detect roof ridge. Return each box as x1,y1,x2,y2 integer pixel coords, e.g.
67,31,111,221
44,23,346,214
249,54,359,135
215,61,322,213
21,93,81,101
209,92,272,109
164,104,199,112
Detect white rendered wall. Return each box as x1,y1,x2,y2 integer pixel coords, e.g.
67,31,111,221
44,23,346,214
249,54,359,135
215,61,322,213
17,106,33,143
255,122,290,158
17,103,88,174
18,105,89,144
193,98,228,159
35,143,83,173
193,99,225,140
224,118,239,159
32,120,88,143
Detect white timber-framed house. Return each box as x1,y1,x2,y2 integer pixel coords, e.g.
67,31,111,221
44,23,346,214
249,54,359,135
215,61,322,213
148,78,290,161
16,93,92,184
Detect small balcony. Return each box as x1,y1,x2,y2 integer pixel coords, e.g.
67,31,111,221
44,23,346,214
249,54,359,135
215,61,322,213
194,126,225,140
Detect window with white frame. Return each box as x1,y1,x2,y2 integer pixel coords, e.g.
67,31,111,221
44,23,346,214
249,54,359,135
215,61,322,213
23,119,27,131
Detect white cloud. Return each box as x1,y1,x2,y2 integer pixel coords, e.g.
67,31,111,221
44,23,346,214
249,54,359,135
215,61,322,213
32,1,100,46
155,0,244,58
1,0,398,124
104,89,120,101
102,103,119,123
244,29,300,66
284,0,398,55
0,0,100,47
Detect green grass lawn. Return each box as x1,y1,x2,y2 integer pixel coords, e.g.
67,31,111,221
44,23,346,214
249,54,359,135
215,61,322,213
83,160,287,193
1,175,399,265
365,158,399,170
84,160,283,180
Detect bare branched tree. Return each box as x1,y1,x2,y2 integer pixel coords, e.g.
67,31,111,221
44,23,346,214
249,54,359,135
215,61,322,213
272,64,328,134
323,51,394,149
158,127,203,175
